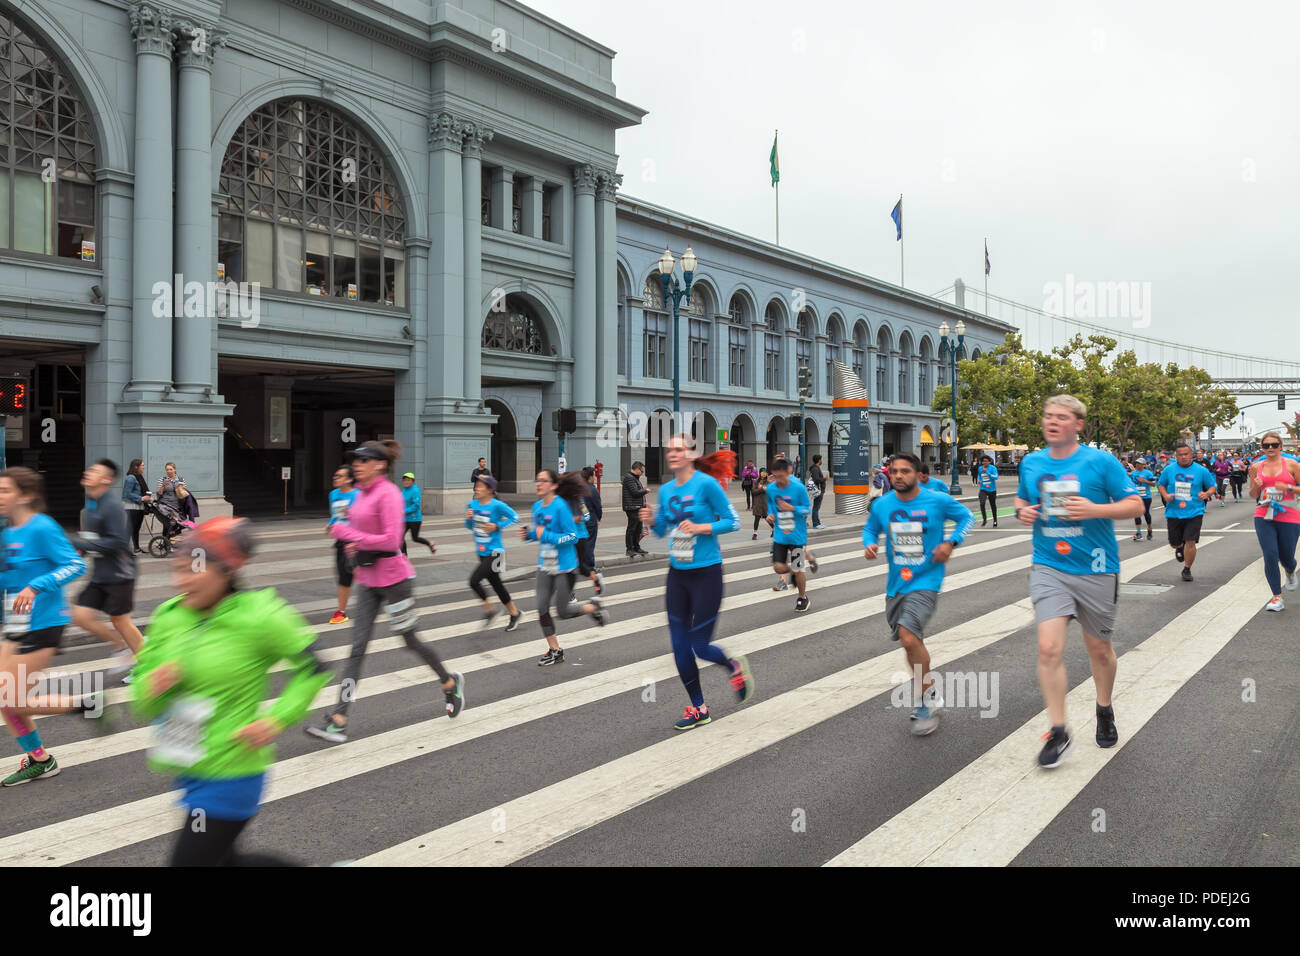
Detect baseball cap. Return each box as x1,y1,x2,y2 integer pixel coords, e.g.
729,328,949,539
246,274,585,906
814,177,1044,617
475,474,498,492
402,472,415,480
181,516,255,574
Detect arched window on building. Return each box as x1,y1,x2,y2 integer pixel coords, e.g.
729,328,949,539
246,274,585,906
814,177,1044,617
898,333,913,405
218,98,407,306
796,310,814,399
918,338,933,404
727,294,749,387
851,322,867,385
0,11,98,260
481,294,549,355
826,315,844,394
875,327,893,403
689,288,713,384
617,273,628,375
763,300,784,391
642,272,669,379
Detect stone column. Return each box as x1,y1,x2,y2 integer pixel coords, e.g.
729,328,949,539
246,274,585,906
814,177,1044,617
567,164,599,470
172,19,225,398
491,166,513,233
522,176,544,238
426,112,465,405
462,122,493,403
126,2,174,400
594,169,621,504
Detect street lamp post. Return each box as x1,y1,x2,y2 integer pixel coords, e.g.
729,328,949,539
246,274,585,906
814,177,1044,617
939,319,966,495
657,246,697,415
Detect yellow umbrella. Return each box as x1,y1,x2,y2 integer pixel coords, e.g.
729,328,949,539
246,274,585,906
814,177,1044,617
960,442,998,451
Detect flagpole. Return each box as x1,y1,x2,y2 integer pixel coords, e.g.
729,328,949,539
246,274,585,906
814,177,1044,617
899,194,904,288
774,129,780,245
984,237,988,313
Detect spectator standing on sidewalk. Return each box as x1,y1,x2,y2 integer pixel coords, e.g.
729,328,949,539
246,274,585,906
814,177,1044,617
622,461,649,556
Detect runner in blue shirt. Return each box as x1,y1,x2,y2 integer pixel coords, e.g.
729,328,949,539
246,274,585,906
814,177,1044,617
1129,461,1156,542
918,463,949,495
326,465,359,624
863,453,974,735
518,469,607,666
1014,395,1143,769
976,454,1000,527
398,473,436,556
1156,444,1217,582
0,467,97,786
465,474,521,631
639,435,753,731
765,458,815,612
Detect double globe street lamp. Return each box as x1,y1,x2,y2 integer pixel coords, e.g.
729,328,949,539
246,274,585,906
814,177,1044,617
657,245,697,414
939,319,966,495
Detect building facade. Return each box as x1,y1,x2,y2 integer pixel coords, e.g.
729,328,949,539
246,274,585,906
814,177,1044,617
0,0,1010,522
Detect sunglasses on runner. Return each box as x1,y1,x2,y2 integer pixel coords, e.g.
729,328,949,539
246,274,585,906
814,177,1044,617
1261,442,1281,449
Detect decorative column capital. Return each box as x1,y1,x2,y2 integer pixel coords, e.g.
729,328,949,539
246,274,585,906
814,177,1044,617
595,169,622,202
428,112,464,151
174,20,227,69
572,163,598,195
461,122,494,157
129,3,175,57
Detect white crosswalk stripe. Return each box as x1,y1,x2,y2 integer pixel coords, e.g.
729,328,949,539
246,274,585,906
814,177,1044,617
0,511,1275,868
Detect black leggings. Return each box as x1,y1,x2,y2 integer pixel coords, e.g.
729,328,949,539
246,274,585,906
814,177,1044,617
979,490,997,521
624,510,642,552
401,521,432,554
1134,497,1152,526
128,509,145,550
469,553,512,604
171,817,299,867
743,484,753,509
1230,474,1245,499
753,514,766,531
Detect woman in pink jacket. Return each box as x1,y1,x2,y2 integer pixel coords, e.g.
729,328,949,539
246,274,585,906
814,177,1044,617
305,440,463,744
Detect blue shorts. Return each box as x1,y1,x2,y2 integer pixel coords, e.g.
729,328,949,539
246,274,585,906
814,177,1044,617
176,773,266,821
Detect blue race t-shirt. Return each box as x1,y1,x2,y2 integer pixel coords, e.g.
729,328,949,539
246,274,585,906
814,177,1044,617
1130,469,1154,500
1156,463,1216,519
401,483,423,521
766,478,811,546
1,513,86,631
328,488,358,525
863,488,975,596
465,497,519,556
526,497,578,573
1016,445,1139,575
925,477,950,495
651,470,740,570
978,465,998,492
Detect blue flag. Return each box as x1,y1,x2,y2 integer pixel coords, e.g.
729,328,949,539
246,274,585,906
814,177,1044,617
985,239,990,276
891,198,902,240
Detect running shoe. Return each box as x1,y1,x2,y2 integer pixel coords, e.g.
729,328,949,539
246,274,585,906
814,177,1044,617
1132,532,1141,542
1265,596,1284,612
591,598,610,626
808,554,818,574
751,533,758,540
813,524,826,531
673,705,711,731
328,611,348,625
305,718,348,744
794,595,810,612
1095,704,1118,748
593,573,605,596
772,580,789,591
1146,528,1153,540
910,705,939,736
504,612,522,632
482,608,499,630
982,519,988,527
569,593,578,604
635,547,649,556
2,754,60,786
626,549,636,557
1175,547,1184,564
106,647,135,680
1181,567,1193,582
730,656,755,704
444,672,464,718
1287,569,1299,591
538,648,564,666
1037,727,1072,768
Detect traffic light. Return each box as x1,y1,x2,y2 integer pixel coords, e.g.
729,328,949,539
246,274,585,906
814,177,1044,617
552,408,576,434
1279,394,1286,410
797,365,812,399
789,414,802,435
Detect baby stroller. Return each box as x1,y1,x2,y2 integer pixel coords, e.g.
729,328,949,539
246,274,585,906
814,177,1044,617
142,495,198,558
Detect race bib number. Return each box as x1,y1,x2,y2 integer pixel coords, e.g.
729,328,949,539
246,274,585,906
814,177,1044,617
330,500,349,522
539,543,558,573
670,528,696,562
1041,480,1080,518
889,521,924,558
1265,486,1284,503
786,546,807,572
1,591,30,635
777,511,796,534
151,696,215,767
1174,481,1192,502
473,514,491,539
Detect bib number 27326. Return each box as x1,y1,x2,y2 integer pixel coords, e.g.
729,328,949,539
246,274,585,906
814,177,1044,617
152,696,216,768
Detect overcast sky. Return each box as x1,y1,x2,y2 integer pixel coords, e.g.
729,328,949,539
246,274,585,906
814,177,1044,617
528,0,1300,373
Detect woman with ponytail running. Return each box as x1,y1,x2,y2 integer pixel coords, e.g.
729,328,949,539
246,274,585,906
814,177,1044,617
518,470,609,666
305,440,463,743
465,474,522,631
0,467,91,786
1249,431,1300,612
638,435,754,731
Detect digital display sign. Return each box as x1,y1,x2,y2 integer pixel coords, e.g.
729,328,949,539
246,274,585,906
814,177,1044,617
2,376,29,447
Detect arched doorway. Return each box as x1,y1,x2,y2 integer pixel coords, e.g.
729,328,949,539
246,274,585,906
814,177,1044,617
766,416,787,468
534,414,542,478
647,409,673,484
803,417,822,476
692,410,718,458
484,399,517,491
730,413,756,478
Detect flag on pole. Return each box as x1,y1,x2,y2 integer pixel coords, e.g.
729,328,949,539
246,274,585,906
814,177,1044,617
890,197,902,240
985,239,990,276
769,132,780,187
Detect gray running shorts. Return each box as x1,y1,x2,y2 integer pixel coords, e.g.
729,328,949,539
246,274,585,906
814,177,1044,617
885,590,939,642
1028,564,1118,640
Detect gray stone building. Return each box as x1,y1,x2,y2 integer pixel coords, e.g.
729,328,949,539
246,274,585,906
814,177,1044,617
0,0,1010,522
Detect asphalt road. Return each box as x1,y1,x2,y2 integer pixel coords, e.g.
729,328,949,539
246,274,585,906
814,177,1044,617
1,494,1294,867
